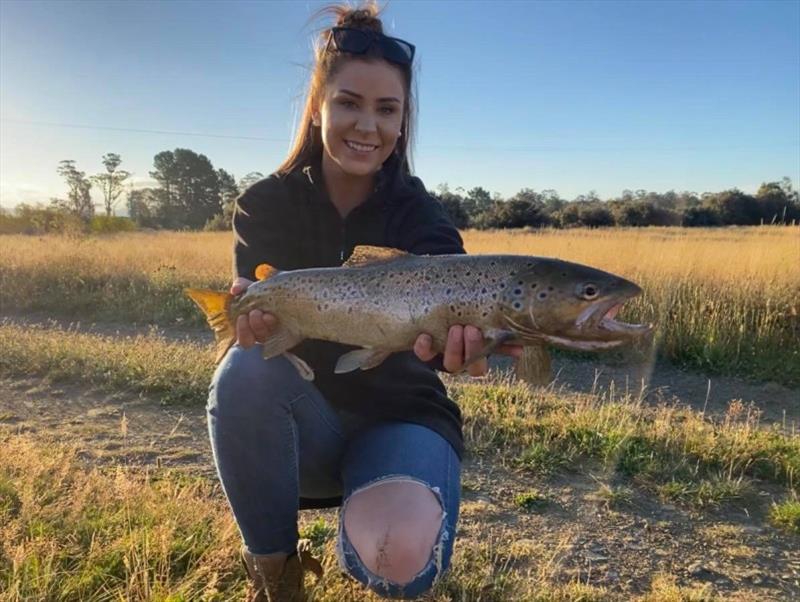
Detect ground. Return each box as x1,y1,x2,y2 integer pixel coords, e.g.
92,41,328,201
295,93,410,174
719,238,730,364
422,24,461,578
1,319,798,599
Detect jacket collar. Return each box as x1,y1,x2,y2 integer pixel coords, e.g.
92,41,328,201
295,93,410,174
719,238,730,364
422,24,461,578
299,151,403,206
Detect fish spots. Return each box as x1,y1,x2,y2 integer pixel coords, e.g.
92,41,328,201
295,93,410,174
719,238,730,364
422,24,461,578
513,301,523,310
513,288,522,296
538,291,548,300
530,282,538,289
548,286,554,291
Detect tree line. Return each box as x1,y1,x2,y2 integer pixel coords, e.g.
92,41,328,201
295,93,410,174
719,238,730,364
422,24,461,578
432,180,800,229
2,147,798,234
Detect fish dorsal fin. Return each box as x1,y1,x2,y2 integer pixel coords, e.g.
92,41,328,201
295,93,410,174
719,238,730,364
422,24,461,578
255,263,280,281
344,245,409,268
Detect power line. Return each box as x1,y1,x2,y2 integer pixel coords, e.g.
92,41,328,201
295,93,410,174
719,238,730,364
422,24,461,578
2,117,799,153
1,118,287,142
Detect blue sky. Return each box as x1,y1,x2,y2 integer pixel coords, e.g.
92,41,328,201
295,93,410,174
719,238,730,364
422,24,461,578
1,0,798,209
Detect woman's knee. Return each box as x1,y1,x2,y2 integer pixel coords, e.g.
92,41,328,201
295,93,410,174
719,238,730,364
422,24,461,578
207,345,297,417
338,478,452,598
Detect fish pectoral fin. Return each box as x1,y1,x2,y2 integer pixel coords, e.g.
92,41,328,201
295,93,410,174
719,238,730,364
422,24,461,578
261,328,303,360
463,329,517,368
284,352,315,381
254,263,280,281
334,348,392,373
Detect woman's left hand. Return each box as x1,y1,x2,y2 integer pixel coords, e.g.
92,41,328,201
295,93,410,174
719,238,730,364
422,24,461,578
413,325,523,377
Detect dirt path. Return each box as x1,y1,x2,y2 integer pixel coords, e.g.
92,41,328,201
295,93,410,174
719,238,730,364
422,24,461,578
1,376,798,599
5,312,798,428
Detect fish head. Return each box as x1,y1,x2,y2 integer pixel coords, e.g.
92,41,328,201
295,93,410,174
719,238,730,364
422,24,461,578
501,258,652,351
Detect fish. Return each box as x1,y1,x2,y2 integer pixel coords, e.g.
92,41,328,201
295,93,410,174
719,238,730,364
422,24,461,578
185,245,652,381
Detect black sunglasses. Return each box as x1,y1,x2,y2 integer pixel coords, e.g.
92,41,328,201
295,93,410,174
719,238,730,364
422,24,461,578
327,27,415,66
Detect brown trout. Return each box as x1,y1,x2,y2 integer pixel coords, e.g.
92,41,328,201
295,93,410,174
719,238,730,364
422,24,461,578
186,245,651,380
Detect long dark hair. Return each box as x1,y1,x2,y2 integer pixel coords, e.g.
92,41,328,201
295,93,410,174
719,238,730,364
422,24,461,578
276,2,416,177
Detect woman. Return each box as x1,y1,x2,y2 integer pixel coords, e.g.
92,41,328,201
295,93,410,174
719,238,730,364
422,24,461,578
208,4,521,600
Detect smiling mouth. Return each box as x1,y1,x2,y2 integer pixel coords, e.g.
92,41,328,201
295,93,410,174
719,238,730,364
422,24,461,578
345,140,379,153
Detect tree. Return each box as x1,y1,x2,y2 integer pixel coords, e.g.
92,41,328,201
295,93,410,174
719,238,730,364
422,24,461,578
238,171,265,193
557,202,614,228
431,183,469,228
705,189,759,225
612,201,680,227
91,153,131,216
755,179,800,224
462,186,493,220
540,189,565,216
217,168,240,224
126,188,161,228
479,198,550,229
149,148,222,229
682,206,721,227
55,160,94,221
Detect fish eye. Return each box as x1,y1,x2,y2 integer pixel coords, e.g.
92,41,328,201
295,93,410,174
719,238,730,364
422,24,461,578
580,283,600,300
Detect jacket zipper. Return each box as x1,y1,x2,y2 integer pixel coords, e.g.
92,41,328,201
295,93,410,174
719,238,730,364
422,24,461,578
340,220,346,263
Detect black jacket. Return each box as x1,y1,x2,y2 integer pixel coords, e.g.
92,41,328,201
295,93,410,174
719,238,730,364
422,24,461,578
232,152,466,467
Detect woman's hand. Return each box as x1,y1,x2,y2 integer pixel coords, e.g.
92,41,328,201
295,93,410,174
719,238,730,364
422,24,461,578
230,277,279,348
413,325,524,377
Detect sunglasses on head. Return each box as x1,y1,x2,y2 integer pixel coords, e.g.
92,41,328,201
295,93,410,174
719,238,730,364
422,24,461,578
327,27,415,66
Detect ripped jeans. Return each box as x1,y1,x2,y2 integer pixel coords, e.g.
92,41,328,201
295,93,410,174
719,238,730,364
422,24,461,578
207,344,461,599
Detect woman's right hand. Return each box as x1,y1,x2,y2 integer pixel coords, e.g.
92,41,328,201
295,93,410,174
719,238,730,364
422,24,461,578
231,277,279,348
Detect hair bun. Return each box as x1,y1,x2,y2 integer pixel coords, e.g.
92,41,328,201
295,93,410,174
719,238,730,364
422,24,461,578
336,4,383,33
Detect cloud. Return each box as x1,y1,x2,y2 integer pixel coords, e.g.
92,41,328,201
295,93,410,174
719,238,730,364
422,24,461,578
0,185,57,209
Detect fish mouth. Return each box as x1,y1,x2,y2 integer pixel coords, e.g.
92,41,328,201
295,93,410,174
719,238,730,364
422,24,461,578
574,292,652,335
542,296,652,351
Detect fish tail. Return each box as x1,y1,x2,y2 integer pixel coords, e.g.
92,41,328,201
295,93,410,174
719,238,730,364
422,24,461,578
184,288,236,362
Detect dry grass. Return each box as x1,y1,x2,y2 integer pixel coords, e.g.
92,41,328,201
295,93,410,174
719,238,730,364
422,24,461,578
1,227,797,384
465,227,800,385
1,322,796,501
1,435,734,601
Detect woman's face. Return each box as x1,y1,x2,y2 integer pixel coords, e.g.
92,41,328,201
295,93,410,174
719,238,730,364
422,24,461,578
314,59,406,178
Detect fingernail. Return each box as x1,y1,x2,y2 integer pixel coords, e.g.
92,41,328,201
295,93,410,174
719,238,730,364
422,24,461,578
466,327,481,341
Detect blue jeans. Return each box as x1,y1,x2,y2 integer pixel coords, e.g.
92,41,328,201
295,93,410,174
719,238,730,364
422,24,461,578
207,344,461,599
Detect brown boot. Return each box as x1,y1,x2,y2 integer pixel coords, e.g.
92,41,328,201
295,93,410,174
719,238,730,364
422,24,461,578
241,540,323,602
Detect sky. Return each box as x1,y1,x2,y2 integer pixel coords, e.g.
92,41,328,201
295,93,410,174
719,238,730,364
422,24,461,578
1,0,798,210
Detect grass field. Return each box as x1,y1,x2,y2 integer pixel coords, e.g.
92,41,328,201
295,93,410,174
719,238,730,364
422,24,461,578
2,434,742,602
1,226,799,600
1,323,798,600
1,226,798,384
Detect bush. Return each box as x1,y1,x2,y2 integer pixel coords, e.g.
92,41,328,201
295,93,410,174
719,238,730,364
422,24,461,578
89,216,136,233
203,213,230,231
1,204,85,235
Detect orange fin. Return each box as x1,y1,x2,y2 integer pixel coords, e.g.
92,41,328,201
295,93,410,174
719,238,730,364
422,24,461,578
344,245,409,268
255,263,280,281
184,288,236,363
